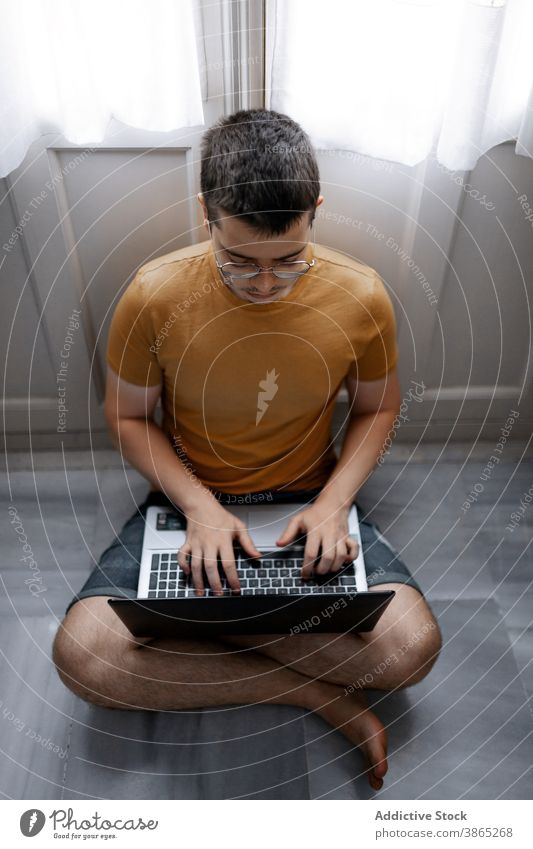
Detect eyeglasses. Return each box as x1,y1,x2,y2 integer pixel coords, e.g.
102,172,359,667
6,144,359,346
215,258,315,281
207,219,316,282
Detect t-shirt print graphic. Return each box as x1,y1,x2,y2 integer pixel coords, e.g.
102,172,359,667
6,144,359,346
256,368,280,425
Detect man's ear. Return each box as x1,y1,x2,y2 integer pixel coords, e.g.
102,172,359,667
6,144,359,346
197,193,210,230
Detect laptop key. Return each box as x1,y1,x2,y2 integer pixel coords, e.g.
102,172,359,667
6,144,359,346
257,569,267,578
151,554,159,568
149,574,158,589
148,591,157,598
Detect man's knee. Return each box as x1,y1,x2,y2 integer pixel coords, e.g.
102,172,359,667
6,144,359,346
364,584,443,689
52,599,133,708
392,615,443,688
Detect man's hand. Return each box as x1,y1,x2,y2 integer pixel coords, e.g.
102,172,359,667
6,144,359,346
276,501,359,578
177,499,262,596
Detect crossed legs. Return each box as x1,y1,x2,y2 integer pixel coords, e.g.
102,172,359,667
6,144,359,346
52,584,442,790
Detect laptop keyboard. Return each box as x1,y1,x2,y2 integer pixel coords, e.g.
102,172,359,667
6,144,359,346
145,550,358,598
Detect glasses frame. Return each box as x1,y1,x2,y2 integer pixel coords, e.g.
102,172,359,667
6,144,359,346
207,219,316,283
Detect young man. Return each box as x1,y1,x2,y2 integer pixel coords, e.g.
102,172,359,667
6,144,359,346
53,109,442,792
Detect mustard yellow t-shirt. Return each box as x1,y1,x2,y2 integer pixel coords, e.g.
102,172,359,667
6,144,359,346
107,239,399,494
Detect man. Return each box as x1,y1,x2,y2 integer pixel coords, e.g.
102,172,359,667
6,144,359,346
53,108,442,792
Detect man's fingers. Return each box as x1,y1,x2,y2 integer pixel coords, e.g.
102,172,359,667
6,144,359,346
189,549,205,596
276,516,299,546
346,536,359,560
202,550,224,596
301,532,320,578
331,540,351,571
312,537,355,575
314,537,336,575
178,544,191,574
219,544,241,593
236,528,262,559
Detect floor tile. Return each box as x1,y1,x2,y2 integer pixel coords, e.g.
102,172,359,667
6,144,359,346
0,616,75,799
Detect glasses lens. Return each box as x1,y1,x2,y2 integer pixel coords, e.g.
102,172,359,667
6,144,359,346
272,262,310,279
221,263,259,280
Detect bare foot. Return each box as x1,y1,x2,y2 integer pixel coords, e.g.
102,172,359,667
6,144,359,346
308,682,388,790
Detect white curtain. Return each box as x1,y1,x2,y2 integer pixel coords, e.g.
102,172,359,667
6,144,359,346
0,0,205,178
268,0,533,170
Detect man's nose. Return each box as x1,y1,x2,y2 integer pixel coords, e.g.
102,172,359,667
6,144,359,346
253,269,277,289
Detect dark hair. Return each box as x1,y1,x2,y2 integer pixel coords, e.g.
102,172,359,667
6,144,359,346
199,108,320,237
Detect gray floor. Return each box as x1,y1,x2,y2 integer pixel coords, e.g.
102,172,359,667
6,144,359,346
1,446,532,799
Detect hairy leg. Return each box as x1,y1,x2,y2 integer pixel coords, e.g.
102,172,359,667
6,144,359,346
52,595,388,788
53,595,319,711
220,584,442,691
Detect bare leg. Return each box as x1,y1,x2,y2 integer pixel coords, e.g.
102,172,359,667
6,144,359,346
52,596,388,789
220,584,442,691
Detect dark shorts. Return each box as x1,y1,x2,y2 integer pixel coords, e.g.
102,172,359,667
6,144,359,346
65,487,423,616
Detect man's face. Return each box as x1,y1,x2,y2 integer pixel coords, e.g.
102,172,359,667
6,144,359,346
204,207,318,304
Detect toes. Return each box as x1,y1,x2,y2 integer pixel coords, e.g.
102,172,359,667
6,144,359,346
369,773,384,791
366,739,388,790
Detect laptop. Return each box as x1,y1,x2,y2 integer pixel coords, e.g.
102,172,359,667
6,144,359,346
109,501,395,637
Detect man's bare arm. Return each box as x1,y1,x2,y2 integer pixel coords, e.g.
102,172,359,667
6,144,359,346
315,366,402,513
103,366,261,594
103,366,213,514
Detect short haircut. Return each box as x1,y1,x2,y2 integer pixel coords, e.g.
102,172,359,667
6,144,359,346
200,108,320,237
